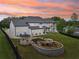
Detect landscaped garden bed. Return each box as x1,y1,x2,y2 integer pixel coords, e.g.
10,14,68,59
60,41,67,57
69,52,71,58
32,38,64,56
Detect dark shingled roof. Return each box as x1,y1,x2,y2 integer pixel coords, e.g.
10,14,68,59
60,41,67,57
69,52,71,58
13,20,29,27
12,17,55,27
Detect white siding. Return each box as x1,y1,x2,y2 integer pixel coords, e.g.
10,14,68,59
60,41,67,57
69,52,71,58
32,29,44,36
41,23,49,27
9,21,15,37
53,24,58,32
50,23,58,32
15,27,31,36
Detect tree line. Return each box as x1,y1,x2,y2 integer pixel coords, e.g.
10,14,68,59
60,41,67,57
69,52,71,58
0,16,79,33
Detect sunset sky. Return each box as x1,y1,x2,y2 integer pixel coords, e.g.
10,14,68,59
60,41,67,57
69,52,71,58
0,0,79,18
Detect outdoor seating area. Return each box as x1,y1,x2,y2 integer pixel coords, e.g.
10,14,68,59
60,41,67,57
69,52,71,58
31,38,64,56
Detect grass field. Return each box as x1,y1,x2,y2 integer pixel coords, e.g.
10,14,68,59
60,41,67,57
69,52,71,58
0,30,16,59
12,33,79,59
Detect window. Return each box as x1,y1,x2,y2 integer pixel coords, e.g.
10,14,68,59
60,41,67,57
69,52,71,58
26,22,28,24
40,23,42,24
16,35,19,37
35,33,37,35
24,32,26,35
39,33,41,35
20,34,22,36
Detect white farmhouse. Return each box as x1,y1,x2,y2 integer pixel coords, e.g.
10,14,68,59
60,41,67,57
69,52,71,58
9,17,57,38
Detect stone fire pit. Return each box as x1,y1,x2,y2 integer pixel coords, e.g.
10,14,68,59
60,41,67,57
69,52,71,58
31,38,64,56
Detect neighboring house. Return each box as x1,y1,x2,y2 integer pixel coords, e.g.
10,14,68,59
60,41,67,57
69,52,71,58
73,27,79,36
74,27,79,33
9,17,57,38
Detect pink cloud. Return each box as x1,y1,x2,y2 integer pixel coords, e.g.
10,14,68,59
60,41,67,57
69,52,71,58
0,0,79,18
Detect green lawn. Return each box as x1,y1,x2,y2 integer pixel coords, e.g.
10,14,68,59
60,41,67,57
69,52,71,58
0,30,16,59
12,33,79,59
